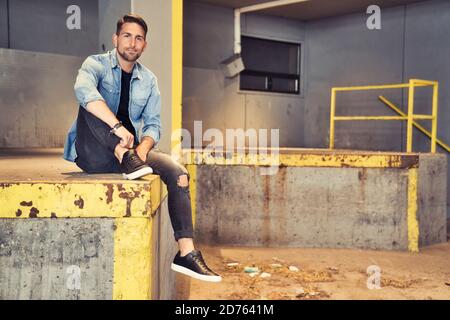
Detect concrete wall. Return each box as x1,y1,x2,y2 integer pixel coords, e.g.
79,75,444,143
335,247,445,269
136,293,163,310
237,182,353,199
184,0,450,217
193,154,446,250
0,49,82,148
0,0,8,48
304,6,406,150
0,0,175,152
99,0,131,53
417,154,448,246
0,0,98,57
0,218,114,299
183,0,449,152
151,198,178,300
133,0,174,153
0,0,99,148
403,0,450,217
183,1,305,148
304,0,450,216
195,166,409,250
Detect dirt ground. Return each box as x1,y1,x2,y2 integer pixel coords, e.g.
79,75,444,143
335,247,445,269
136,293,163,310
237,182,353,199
176,241,450,300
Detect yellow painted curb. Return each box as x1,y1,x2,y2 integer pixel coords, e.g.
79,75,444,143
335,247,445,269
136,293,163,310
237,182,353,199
407,168,419,253
181,150,419,169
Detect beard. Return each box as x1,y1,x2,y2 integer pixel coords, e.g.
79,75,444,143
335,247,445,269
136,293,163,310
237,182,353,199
117,46,141,62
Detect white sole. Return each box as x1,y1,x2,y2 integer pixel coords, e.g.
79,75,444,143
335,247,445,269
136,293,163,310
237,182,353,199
171,263,222,282
123,167,153,180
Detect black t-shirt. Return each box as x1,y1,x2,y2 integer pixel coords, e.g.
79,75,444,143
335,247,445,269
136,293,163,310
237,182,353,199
117,70,137,144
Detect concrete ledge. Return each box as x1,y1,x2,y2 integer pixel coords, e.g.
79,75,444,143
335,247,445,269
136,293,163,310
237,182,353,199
183,149,447,252
0,178,163,219
0,149,175,300
182,148,419,168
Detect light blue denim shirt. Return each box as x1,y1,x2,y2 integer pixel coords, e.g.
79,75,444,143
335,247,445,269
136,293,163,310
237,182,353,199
63,49,161,162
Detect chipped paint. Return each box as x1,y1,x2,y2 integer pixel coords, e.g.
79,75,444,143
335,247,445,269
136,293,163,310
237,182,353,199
118,187,148,217
29,207,39,218
182,150,419,169
0,177,165,219
106,184,114,204
74,196,84,209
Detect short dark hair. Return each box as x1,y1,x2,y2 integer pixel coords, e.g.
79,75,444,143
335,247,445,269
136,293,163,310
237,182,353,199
116,14,148,38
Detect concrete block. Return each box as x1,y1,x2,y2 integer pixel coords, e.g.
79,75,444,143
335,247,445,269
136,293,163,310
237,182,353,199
190,150,446,251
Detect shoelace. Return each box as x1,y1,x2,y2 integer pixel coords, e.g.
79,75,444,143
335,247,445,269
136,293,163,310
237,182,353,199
191,253,210,272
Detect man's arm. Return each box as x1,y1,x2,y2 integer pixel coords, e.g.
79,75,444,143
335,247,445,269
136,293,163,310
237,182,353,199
136,78,162,161
74,56,134,148
86,100,134,148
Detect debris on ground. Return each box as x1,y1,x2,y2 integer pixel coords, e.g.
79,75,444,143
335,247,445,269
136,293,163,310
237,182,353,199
289,266,299,272
244,266,259,273
184,244,450,300
328,266,339,274
226,262,239,267
295,286,331,300
381,277,424,288
270,263,283,268
222,259,335,300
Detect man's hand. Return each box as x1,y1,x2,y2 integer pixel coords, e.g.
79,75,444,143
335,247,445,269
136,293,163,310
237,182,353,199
135,137,155,162
114,126,134,148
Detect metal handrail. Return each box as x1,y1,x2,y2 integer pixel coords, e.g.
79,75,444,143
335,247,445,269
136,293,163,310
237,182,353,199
329,79,439,153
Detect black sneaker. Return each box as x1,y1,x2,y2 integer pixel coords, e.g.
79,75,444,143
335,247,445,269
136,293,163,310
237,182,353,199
121,149,153,180
171,250,222,282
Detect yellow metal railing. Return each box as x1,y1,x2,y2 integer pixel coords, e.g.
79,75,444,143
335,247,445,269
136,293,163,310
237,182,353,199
329,79,439,153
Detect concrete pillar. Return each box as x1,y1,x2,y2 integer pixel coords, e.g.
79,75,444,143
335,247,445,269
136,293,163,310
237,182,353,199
132,0,182,154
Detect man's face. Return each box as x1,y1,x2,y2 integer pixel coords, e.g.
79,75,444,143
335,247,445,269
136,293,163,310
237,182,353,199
113,22,147,62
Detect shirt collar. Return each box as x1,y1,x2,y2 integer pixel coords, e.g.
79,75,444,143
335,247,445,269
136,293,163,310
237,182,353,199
110,48,119,69
110,48,142,80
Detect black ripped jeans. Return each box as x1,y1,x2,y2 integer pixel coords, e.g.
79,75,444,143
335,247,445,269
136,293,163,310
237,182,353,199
75,106,194,241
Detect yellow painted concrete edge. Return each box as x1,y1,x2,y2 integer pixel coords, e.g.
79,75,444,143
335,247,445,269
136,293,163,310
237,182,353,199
407,168,419,252
0,177,166,219
181,151,419,168
113,217,153,300
171,0,182,157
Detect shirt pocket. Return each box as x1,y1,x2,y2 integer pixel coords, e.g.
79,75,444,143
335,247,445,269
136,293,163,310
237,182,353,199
98,80,118,103
130,97,147,121
99,80,118,94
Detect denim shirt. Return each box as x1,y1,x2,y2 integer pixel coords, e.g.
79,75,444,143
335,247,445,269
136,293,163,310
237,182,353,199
63,49,161,162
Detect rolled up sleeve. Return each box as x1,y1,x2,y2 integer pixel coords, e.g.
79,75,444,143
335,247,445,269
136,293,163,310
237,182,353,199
141,78,162,145
74,56,105,109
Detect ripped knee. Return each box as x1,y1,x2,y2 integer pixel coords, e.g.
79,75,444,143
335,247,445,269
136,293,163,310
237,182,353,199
177,174,189,188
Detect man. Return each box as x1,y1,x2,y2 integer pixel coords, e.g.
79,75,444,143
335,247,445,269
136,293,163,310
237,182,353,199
63,14,221,282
